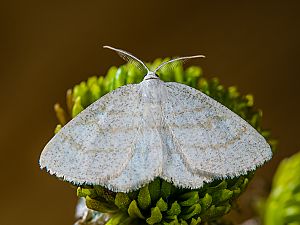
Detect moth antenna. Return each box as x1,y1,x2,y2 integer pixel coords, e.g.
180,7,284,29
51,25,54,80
154,55,205,74
103,46,149,74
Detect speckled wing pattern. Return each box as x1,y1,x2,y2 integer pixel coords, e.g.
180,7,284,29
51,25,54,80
40,84,147,187
40,79,272,192
104,80,214,191
162,82,272,180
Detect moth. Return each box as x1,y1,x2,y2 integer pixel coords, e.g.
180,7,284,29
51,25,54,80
40,46,272,192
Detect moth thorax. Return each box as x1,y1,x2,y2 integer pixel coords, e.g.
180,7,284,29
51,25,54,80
140,79,167,104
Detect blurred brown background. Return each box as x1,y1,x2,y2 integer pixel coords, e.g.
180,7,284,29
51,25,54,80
0,1,299,225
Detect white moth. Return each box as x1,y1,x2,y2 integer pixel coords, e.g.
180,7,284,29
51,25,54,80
39,46,272,193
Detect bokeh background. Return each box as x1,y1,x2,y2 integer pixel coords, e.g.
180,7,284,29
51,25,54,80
1,1,299,225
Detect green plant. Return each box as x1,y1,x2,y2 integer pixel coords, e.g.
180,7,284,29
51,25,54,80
54,59,276,225
264,151,300,225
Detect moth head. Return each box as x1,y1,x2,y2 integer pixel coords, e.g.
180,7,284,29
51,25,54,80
143,72,159,81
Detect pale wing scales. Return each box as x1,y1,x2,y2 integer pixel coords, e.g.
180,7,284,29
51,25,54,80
121,79,212,190
163,82,272,178
106,81,167,192
159,123,213,189
39,84,143,185
107,123,163,192
107,79,211,192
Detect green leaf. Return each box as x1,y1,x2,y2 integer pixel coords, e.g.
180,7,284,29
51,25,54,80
77,187,97,198
232,188,241,197
114,66,127,89
93,185,115,203
190,217,201,225
98,76,105,92
146,207,162,224
167,201,181,216
106,213,129,225
200,193,212,210
206,180,227,193
212,189,233,204
283,205,300,223
198,78,209,94
89,83,101,103
164,214,178,221
174,66,184,83
87,76,98,87
128,200,145,219
104,66,118,92
185,66,202,88
179,191,199,206
161,180,173,199
148,178,161,203
54,124,62,134
240,178,249,191
185,66,202,78
85,196,118,213
156,198,168,212
73,82,88,105
54,103,67,125
115,192,130,211
245,94,254,107
72,96,84,117
265,152,300,225
138,185,151,210
179,219,188,225
181,203,201,220
204,203,231,219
